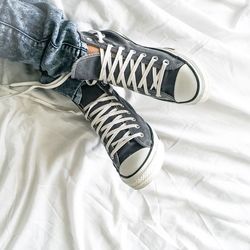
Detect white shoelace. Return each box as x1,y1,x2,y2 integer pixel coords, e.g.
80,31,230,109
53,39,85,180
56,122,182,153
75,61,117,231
7,72,71,96
0,73,76,112
90,31,172,99
83,93,143,159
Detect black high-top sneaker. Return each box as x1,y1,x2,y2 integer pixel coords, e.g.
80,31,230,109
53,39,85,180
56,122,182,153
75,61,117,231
71,30,209,104
73,82,164,189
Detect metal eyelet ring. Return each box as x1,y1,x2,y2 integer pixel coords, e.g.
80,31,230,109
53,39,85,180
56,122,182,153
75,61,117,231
163,59,169,65
136,125,140,129
140,133,144,137
132,118,136,121
152,56,158,61
142,53,147,57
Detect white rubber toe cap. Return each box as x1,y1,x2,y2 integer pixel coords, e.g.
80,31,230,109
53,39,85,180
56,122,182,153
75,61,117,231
174,64,198,103
119,148,150,177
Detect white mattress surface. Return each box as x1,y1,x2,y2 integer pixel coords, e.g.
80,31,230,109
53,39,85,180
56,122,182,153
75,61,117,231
1,0,250,249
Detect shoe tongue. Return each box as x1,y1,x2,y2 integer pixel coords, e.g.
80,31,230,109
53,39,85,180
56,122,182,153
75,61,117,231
73,54,102,80
80,83,104,106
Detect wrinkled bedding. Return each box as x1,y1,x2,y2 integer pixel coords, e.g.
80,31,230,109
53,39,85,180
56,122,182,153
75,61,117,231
1,0,250,249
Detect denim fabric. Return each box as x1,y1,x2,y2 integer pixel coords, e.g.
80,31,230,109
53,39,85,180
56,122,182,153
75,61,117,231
0,0,88,100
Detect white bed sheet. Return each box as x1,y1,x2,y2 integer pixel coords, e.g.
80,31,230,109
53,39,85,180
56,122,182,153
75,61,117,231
1,0,250,249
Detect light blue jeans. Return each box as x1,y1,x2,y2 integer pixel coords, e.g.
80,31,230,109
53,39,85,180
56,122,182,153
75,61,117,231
0,0,88,102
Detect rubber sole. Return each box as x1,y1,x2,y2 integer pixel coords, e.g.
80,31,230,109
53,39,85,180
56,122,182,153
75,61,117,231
121,129,165,190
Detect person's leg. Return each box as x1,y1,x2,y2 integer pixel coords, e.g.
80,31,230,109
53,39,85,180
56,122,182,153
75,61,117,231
0,0,88,74
0,0,87,98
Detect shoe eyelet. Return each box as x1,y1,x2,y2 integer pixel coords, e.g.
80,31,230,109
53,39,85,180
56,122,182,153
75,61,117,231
140,133,144,137
136,125,140,129
142,53,147,57
163,59,169,65
152,56,158,61
131,118,136,121
131,50,136,54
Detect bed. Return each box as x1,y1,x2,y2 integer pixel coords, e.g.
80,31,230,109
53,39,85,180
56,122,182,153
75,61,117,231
1,0,250,249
